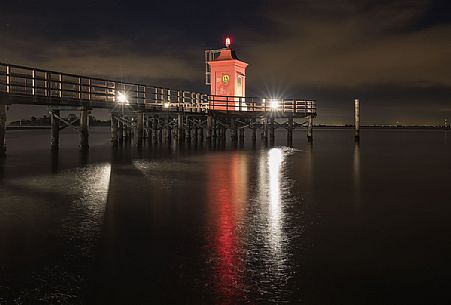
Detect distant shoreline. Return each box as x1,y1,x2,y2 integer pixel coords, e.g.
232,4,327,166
6,125,450,131
6,126,51,130
6,125,109,130
315,126,450,130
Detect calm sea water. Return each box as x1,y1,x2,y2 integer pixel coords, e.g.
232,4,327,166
0,128,450,304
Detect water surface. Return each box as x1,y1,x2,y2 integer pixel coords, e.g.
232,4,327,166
1,128,450,304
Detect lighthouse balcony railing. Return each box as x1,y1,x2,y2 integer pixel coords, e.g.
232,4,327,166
206,95,316,115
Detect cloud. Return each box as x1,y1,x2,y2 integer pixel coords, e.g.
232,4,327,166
241,0,451,88
0,35,200,85
2,0,449,90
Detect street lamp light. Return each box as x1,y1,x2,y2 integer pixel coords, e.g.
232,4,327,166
270,99,280,111
117,91,129,104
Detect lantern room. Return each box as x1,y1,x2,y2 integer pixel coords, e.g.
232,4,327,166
208,38,248,99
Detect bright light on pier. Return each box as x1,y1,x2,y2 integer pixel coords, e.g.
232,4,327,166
117,91,129,104
270,99,281,111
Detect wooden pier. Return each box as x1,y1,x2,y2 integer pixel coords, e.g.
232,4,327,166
0,62,317,155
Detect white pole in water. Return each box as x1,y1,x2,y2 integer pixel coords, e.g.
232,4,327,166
355,98,360,142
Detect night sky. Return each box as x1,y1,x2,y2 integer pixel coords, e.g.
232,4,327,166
1,0,451,125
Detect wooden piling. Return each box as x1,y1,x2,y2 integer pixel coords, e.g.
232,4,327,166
167,116,172,143
287,117,293,146
355,98,360,142
80,107,89,150
153,115,158,143
207,115,213,142
50,110,60,151
199,123,204,143
220,125,226,146
252,128,257,146
186,117,192,143
269,117,275,145
193,119,199,143
217,123,223,144
144,116,149,139
137,112,144,145
212,117,217,142
177,114,184,143
263,117,269,144
239,127,245,146
111,112,118,146
307,115,313,142
118,119,123,144
0,105,6,157
158,126,163,143
129,126,133,140
122,123,129,142
231,119,238,144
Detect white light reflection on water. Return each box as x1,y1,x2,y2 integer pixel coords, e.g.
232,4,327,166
0,163,111,303
252,147,293,301
268,148,284,256
4,163,112,255
74,163,111,251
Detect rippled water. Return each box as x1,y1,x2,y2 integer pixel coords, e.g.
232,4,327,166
0,128,450,304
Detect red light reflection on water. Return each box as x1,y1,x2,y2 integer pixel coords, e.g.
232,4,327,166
207,153,248,303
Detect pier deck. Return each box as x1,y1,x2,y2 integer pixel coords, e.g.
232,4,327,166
0,62,317,154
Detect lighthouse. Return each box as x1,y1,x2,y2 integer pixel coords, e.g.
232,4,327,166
208,37,248,110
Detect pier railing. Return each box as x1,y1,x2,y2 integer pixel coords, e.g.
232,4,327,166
0,62,316,116
206,95,316,115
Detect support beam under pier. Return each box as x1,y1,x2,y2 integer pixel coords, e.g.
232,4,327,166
50,110,60,151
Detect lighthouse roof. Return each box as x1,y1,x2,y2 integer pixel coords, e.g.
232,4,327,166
214,48,240,61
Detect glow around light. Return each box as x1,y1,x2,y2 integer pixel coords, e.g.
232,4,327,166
117,91,129,104
164,102,170,108
270,99,281,111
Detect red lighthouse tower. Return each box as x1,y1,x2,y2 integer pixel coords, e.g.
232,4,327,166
208,38,248,110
